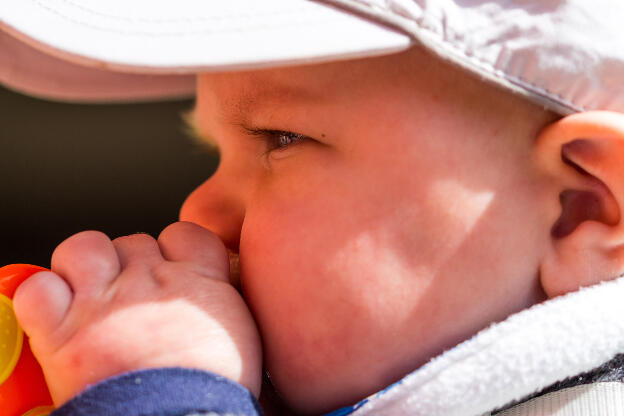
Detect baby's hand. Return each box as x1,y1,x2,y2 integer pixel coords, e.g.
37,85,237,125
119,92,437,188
12,222,262,406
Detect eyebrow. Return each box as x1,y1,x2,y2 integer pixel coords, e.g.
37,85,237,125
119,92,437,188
181,81,324,150
227,83,322,123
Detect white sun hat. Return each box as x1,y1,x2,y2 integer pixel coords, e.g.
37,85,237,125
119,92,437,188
0,0,623,114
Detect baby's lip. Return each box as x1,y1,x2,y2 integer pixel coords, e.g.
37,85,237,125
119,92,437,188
228,249,241,290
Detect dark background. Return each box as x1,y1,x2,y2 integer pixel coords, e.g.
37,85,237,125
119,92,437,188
0,85,218,267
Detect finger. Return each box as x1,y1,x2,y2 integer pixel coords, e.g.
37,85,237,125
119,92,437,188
112,233,163,270
14,271,73,342
51,230,120,296
157,222,229,283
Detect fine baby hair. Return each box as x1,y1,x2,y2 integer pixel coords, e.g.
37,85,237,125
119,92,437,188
2,1,624,416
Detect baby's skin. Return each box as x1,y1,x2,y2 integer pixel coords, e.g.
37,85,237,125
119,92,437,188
11,43,624,415
14,47,554,414
13,222,262,405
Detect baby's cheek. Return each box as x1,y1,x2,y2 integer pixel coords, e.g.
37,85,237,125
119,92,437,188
240,211,420,412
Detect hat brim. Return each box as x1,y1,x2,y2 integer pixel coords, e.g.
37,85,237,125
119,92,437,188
0,0,411,103
0,28,196,103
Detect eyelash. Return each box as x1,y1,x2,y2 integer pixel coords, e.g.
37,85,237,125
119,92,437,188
245,128,308,153
180,109,308,157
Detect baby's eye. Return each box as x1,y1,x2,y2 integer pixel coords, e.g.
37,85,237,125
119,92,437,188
275,131,305,148
245,128,308,153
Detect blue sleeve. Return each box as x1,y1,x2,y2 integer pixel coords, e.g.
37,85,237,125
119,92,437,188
50,367,262,416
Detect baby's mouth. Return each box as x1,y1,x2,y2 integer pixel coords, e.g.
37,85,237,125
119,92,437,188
228,250,241,290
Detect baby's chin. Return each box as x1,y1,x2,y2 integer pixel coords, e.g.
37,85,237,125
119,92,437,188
264,351,388,415
268,371,369,415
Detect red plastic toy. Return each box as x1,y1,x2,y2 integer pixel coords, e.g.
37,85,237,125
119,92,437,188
0,264,54,416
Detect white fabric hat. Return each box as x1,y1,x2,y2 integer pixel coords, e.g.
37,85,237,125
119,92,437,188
0,0,622,114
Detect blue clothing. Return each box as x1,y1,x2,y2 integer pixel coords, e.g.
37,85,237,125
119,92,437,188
50,368,262,416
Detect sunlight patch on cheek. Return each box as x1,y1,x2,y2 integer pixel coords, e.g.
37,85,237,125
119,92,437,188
428,179,494,261
321,181,494,311
327,232,430,308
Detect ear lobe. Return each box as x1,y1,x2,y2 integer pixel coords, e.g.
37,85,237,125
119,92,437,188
536,111,624,298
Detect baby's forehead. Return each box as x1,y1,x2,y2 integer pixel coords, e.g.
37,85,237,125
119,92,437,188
198,60,358,108
204,75,322,111
196,57,417,130
197,48,434,104
195,48,514,126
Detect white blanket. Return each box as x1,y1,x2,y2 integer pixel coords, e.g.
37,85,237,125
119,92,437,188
348,276,624,416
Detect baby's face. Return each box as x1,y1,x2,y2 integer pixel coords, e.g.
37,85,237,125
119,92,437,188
181,48,553,413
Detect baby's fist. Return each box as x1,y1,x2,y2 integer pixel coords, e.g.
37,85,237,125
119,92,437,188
13,222,262,406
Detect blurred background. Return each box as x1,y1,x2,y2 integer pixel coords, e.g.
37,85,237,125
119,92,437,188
0,85,218,267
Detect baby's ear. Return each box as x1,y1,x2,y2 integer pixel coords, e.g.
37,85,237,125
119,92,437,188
535,111,624,298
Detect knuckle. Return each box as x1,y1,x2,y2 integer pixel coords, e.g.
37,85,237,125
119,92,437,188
113,232,154,246
162,221,209,237
66,230,109,245
160,221,223,247
53,230,109,256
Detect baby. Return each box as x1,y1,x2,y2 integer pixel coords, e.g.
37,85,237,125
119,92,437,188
4,1,624,415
